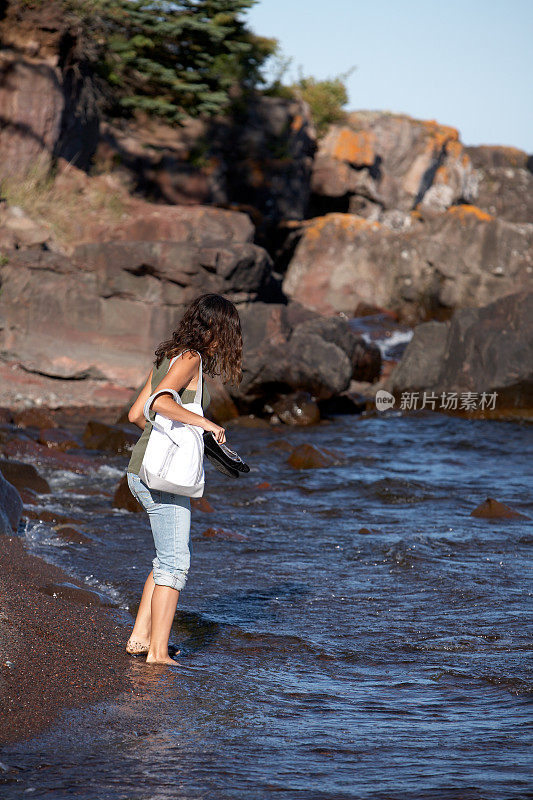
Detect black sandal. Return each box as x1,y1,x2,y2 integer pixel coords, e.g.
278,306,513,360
203,432,250,478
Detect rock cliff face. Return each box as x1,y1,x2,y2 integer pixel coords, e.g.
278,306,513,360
0,163,378,409
0,200,271,386
96,95,316,236
282,113,533,323
0,7,100,178
1,5,532,414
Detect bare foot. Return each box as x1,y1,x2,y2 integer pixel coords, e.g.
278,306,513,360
126,639,181,657
126,638,150,655
145,653,180,666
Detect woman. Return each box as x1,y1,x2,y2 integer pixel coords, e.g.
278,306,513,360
125,293,243,665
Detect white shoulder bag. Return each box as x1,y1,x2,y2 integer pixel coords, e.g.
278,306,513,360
138,350,205,497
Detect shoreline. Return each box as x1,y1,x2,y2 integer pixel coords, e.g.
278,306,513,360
0,534,132,747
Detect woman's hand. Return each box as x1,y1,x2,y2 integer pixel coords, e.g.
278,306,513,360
203,419,226,444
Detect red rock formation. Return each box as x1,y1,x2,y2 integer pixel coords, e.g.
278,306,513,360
282,210,533,323
310,111,477,219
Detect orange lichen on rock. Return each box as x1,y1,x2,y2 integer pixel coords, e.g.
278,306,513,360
326,127,375,166
445,139,464,159
447,204,494,223
291,114,304,133
496,146,526,166
422,119,459,147
302,213,380,242
434,164,450,184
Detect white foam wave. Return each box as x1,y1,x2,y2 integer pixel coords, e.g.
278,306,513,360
83,574,129,609
95,464,126,479
361,328,413,358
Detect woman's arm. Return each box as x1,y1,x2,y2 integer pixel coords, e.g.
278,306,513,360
127,368,154,429
150,351,226,443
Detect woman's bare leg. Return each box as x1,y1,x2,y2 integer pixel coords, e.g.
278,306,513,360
146,584,181,665
126,569,155,653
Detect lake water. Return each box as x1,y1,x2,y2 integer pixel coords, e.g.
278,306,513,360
1,410,532,799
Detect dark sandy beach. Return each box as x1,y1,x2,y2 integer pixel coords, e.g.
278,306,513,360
0,535,131,746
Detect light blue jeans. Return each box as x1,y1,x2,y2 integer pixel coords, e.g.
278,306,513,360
126,471,192,591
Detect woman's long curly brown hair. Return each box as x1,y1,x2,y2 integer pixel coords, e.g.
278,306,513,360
154,294,243,386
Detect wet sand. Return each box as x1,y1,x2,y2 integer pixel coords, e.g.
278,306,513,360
0,535,131,746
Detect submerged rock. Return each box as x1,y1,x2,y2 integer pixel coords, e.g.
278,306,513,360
191,497,215,513
22,507,80,525
0,459,50,494
38,428,82,451
271,392,321,426
471,498,530,520
287,443,341,470
13,408,57,430
113,475,142,513
201,527,247,541
52,524,92,545
1,438,96,472
83,420,138,454
40,581,105,606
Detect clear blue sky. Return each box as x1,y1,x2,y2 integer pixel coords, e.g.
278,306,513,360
248,0,533,152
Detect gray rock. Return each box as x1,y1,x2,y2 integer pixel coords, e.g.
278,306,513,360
234,302,379,404
385,290,533,411
387,321,449,393
0,468,23,534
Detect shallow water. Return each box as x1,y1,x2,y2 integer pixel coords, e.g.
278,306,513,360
1,410,532,799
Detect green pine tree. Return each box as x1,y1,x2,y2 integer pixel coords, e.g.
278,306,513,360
70,0,277,122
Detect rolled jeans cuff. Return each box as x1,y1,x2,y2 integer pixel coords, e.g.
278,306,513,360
152,560,188,591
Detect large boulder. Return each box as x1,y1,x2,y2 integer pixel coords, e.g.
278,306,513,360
56,170,256,247
464,145,533,224
385,290,533,412
282,208,533,324
310,111,477,220
73,239,274,306
382,321,448,392
233,303,379,404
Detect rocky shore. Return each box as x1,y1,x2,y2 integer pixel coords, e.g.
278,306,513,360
0,532,131,747
0,423,130,748
0,0,531,773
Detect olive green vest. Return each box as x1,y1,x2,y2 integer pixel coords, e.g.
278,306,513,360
126,354,211,477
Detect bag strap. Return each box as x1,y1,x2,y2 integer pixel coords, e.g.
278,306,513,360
143,388,181,425
167,349,203,405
